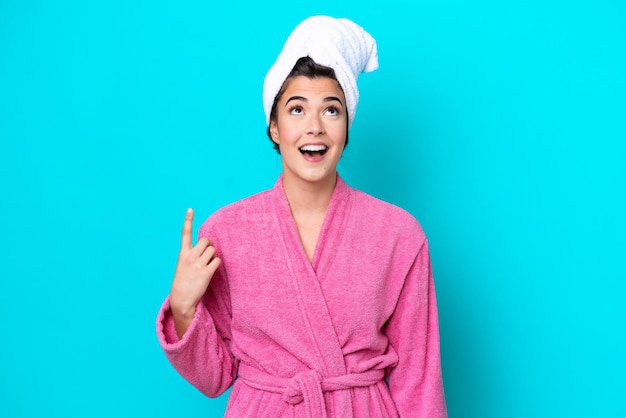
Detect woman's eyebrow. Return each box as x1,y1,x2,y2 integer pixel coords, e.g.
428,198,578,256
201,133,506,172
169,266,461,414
285,96,307,106
284,96,344,107
324,96,344,106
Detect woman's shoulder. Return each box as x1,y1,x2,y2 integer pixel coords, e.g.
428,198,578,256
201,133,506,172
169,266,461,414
350,186,426,240
198,188,274,236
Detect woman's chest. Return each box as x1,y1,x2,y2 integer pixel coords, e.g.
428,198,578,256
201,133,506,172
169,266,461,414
223,233,400,341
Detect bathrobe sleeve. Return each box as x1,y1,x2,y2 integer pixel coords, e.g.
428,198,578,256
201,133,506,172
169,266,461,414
156,225,238,398
384,238,447,418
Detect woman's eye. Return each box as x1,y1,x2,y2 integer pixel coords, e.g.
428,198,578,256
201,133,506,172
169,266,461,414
289,106,303,115
325,106,339,116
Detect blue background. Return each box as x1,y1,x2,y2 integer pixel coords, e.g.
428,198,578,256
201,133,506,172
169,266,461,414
1,1,625,417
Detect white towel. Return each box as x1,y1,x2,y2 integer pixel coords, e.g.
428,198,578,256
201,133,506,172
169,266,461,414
263,16,378,127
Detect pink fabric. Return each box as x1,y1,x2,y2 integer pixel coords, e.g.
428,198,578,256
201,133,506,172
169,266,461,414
238,363,385,418
156,175,447,417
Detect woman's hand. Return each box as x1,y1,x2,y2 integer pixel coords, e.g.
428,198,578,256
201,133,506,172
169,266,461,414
169,208,221,339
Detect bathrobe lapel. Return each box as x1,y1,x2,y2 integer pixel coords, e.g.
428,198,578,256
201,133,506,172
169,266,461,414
272,176,354,377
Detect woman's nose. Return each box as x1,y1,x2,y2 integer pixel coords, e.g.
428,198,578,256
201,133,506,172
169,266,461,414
307,114,325,135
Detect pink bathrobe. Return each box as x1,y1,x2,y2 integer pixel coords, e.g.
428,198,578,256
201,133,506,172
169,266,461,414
156,175,447,417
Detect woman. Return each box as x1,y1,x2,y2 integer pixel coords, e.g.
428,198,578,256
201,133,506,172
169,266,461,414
157,16,447,417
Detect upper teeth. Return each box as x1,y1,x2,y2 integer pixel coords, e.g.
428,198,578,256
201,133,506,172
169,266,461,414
300,145,327,152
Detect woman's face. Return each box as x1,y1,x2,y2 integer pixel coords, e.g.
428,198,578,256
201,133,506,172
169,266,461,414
269,76,348,188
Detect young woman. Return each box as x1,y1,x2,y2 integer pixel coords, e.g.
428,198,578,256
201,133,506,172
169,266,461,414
157,16,447,417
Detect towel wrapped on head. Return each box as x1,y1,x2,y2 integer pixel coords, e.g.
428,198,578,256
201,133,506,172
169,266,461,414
263,16,378,127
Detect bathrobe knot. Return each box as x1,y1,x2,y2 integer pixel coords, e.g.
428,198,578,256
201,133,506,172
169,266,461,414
282,369,324,405
238,363,385,417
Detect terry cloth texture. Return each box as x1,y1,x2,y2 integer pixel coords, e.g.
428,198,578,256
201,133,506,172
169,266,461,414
157,175,447,417
263,15,378,127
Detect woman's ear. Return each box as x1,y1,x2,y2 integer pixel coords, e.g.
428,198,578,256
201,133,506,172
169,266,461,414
269,120,280,145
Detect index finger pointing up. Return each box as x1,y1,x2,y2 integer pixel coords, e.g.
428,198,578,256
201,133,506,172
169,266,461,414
181,208,194,250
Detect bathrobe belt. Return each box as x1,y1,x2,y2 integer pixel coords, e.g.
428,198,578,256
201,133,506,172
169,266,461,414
238,363,385,417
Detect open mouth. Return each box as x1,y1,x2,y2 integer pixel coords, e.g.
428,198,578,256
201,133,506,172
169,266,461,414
299,144,328,157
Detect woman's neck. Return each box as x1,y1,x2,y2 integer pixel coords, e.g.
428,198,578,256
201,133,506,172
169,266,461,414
281,172,337,262
281,172,337,215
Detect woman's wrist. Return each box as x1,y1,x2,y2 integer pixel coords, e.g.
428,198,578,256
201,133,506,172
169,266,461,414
169,296,198,320
170,300,197,339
